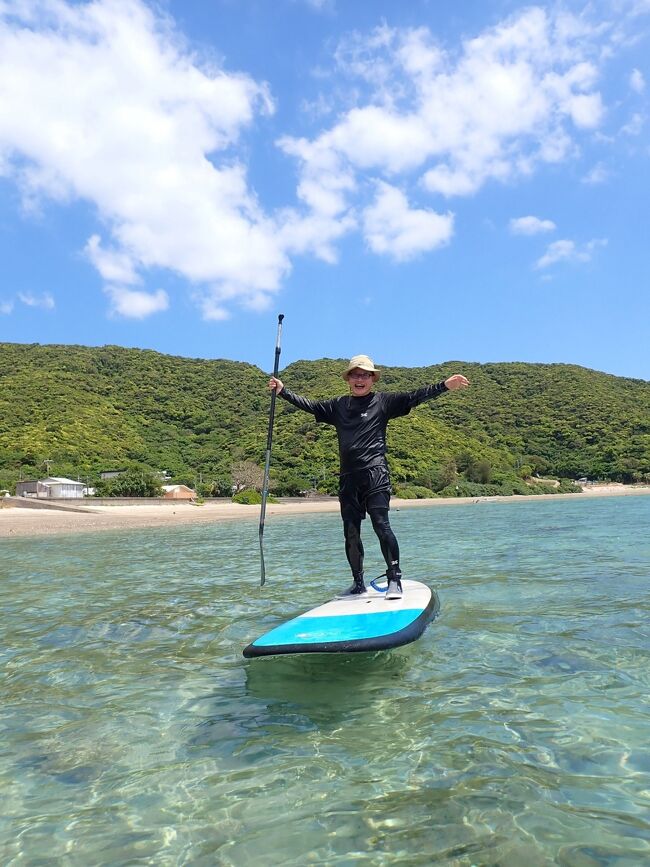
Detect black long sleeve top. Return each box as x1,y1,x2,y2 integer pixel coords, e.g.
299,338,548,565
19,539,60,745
279,382,448,475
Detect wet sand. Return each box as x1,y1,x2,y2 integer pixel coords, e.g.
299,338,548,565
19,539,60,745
1,484,649,539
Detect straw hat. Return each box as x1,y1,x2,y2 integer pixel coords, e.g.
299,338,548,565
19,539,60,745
342,354,381,380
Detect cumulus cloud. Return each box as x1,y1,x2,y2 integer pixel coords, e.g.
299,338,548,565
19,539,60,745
18,291,55,309
510,216,556,235
362,183,453,260
0,1,637,318
535,238,607,269
85,235,140,286
105,286,169,319
0,300,13,314
0,0,285,319
282,6,609,215
274,135,357,262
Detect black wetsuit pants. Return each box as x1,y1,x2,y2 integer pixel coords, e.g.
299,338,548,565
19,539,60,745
343,508,400,578
339,466,400,577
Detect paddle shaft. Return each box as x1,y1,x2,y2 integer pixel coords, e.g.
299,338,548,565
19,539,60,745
259,314,284,585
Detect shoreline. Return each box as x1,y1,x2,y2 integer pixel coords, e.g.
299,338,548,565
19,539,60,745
1,484,649,539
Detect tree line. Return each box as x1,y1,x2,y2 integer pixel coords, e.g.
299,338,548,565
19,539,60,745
1,342,648,498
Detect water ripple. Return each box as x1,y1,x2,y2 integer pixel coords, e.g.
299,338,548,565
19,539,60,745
1,497,649,864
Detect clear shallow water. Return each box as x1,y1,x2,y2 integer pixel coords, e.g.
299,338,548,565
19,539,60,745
2,496,650,866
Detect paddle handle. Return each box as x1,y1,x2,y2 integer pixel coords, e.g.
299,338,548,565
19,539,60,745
259,314,284,586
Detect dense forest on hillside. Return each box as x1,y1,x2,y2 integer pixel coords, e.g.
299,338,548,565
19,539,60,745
0,343,648,497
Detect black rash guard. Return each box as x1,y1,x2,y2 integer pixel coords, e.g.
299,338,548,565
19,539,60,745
279,382,448,475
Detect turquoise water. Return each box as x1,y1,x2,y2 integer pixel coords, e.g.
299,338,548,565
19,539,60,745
2,496,650,866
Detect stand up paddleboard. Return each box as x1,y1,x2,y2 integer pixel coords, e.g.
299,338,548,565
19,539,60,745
243,579,439,658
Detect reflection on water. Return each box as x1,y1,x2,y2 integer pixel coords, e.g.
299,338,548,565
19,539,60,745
243,649,417,725
2,496,650,865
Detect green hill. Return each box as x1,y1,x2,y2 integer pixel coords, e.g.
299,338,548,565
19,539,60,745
0,343,648,496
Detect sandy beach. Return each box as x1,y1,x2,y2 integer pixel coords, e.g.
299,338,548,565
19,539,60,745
1,484,649,539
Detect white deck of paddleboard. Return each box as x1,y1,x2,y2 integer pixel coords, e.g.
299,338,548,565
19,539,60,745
299,579,431,619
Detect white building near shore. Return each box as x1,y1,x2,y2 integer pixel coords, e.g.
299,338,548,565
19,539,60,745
16,477,86,499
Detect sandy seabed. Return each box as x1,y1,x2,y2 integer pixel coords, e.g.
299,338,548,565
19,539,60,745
1,484,649,539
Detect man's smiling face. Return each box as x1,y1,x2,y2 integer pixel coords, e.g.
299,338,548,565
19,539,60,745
346,368,375,397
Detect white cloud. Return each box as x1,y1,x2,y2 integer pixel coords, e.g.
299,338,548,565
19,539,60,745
362,183,453,261
582,162,610,184
510,216,556,235
0,299,13,314
630,68,646,92
0,0,287,319
535,238,607,269
421,165,480,198
18,291,55,309
535,240,576,268
277,209,356,264
621,112,644,135
303,0,333,9
197,295,231,322
85,235,139,285
105,286,169,319
0,2,640,315
275,136,357,261
283,7,611,214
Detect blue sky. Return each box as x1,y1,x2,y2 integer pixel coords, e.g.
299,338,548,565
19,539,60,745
1,0,648,379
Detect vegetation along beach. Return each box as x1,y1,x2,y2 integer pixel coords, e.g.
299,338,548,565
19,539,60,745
1,343,649,509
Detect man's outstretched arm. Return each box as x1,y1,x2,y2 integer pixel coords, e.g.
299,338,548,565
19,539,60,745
268,376,334,419
386,373,470,415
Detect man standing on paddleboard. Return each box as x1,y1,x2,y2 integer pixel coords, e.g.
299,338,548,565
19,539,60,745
269,355,469,600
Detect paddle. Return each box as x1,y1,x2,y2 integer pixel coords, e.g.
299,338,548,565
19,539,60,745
259,313,284,586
